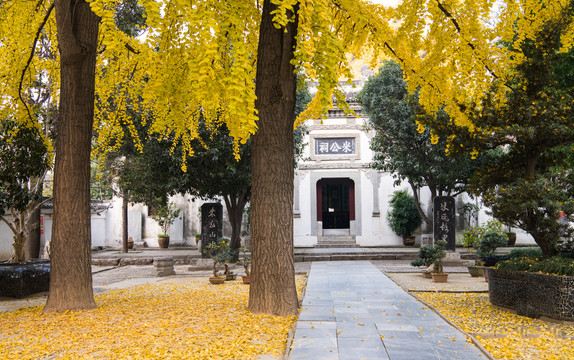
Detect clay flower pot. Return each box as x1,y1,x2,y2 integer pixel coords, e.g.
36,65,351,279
242,275,251,284
158,235,169,248
209,277,225,285
432,273,448,283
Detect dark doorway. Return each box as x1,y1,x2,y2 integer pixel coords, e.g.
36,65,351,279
317,178,355,229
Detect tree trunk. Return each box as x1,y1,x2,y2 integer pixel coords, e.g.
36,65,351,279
248,0,299,316
224,193,249,262
409,180,432,228
26,199,42,259
122,195,128,253
44,0,99,313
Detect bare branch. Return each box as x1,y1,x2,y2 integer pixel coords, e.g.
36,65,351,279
18,2,55,122
1,215,18,236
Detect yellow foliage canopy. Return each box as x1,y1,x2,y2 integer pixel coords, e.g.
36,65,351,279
2,0,571,160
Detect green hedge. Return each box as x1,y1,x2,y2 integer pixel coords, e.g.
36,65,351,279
495,256,574,277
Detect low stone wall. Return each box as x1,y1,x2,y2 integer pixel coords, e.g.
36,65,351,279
0,262,50,298
487,268,574,321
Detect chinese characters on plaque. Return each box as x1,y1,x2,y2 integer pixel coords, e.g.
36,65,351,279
315,138,355,155
433,196,456,251
201,202,223,258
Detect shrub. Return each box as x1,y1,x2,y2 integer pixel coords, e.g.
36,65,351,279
411,246,438,267
411,239,447,274
495,257,574,277
508,248,544,259
460,220,507,250
387,190,422,237
477,232,509,259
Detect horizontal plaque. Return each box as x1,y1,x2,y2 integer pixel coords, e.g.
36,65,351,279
315,138,355,155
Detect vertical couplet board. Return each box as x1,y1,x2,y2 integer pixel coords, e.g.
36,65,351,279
433,196,456,251
201,203,223,258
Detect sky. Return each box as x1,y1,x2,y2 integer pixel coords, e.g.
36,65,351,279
370,0,401,7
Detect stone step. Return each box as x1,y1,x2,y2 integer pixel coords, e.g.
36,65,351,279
314,243,361,248
316,235,358,248
317,236,355,242
294,249,477,263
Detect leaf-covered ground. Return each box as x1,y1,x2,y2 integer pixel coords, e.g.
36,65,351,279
415,292,574,360
0,277,305,359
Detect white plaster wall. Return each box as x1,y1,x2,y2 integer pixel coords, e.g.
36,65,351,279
91,215,107,247
0,220,13,260
294,170,317,247
371,175,408,247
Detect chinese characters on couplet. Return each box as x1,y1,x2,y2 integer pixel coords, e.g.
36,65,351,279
315,138,355,155
433,196,456,251
201,203,223,258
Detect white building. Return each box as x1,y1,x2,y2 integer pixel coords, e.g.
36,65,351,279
293,76,535,248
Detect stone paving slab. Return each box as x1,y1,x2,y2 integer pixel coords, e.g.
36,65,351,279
289,261,489,360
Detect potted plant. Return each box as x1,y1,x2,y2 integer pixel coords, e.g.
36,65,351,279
205,238,233,284
462,220,508,276
151,202,181,248
410,245,438,278
387,190,422,246
478,232,510,281
195,233,202,245
502,223,517,246
431,239,448,283
237,247,251,284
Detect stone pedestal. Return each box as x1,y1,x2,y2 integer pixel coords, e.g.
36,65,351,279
153,257,175,277
442,252,469,267
421,234,434,247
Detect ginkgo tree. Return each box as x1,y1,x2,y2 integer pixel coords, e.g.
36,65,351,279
0,0,393,315
388,0,574,256
3,0,572,316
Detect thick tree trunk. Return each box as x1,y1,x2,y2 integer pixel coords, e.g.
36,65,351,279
248,0,299,316
44,0,99,313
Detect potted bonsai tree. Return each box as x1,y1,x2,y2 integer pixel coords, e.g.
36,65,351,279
205,238,233,284
411,245,439,278
431,239,448,283
387,190,422,246
151,202,181,248
237,247,251,284
462,220,508,276
478,232,510,281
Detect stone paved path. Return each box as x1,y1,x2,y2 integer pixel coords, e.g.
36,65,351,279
289,261,489,360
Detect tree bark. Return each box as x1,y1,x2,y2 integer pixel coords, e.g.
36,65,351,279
409,180,432,228
248,0,299,316
44,0,99,313
224,193,248,253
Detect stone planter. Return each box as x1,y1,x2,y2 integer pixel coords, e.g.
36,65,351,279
467,265,484,277
225,273,237,281
0,261,50,298
209,277,225,285
505,232,517,246
487,268,574,321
